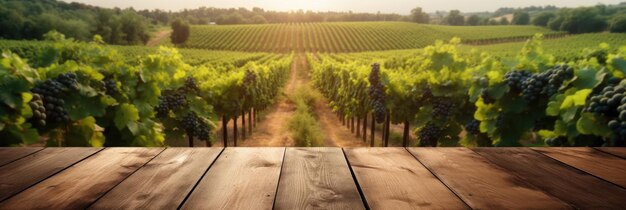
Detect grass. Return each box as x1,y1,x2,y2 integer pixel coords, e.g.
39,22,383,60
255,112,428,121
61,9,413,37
287,85,325,147
183,22,562,52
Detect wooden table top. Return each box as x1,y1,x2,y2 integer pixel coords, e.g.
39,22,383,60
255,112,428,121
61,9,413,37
0,147,624,210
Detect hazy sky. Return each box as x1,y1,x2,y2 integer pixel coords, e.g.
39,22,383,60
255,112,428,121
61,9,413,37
60,0,624,14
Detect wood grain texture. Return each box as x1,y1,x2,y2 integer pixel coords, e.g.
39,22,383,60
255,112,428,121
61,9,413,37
533,147,626,188
407,148,571,210
0,148,162,210
90,148,223,210
180,147,284,210
474,147,626,209
0,147,101,201
274,148,364,210
344,147,467,210
595,147,626,159
0,147,43,167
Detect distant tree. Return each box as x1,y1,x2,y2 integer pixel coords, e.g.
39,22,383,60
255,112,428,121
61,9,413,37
410,7,430,24
249,15,268,24
499,17,510,25
511,12,530,25
609,14,626,32
532,12,556,26
548,16,564,30
558,7,607,33
488,19,499,25
445,10,465,26
466,15,480,26
170,19,190,45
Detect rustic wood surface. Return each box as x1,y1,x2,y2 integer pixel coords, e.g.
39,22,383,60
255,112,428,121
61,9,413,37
0,147,101,201
345,147,468,210
0,147,43,167
180,147,285,210
473,147,626,209
274,148,364,210
89,148,223,210
596,147,626,159
533,147,626,188
0,147,624,209
0,148,163,210
407,148,571,209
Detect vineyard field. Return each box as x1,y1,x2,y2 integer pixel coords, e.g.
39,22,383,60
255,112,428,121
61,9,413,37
179,22,563,52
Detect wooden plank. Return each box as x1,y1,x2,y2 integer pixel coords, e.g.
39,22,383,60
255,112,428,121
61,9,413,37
595,147,626,159
533,147,626,188
0,147,101,201
407,148,570,209
274,148,364,210
0,147,43,166
0,148,162,210
344,147,467,210
180,147,284,210
474,148,626,209
90,147,223,210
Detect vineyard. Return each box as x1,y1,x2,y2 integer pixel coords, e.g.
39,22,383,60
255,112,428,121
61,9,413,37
179,22,563,52
0,33,292,147
310,35,626,147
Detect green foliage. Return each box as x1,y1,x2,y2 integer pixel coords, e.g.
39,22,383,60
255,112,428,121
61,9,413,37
288,85,325,147
532,12,556,27
0,32,292,147
609,14,626,33
445,10,465,26
512,12,530,25
0,0,152,45
311,34,626,147
183,22,561,52
410,7,430,24
171,19,191,45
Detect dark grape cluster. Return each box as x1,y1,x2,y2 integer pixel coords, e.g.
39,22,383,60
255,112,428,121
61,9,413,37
30,73,77,124
104,78,117,95
29,94,47,127
545,136,568,146
480,89,495,104
56,73,79,90
585,82,626,143
418,122,441,147
464,120,481,135
182,112,210,141
432,97,454,119
183,76,200,93
518,65,574,101
504,70,532,91
422,87,433,101
155,90,187,117
368,63,386,123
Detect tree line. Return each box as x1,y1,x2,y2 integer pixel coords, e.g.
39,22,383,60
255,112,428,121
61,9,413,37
410,3,626,33
0,0,152,45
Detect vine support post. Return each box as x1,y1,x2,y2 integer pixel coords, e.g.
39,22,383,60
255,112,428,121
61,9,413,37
370,112,375,147
248,109,253,132
403,120,410,147
188,135,194,147
233,115,238,147
355,117,361,139
362,115,367,142
222,116,228,147
241,110,246,139
350,117,355,133
384,112,390,147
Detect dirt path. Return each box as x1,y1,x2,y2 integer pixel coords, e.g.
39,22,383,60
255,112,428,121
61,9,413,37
146,30,171,47
236,55,303,146
234,53,365,147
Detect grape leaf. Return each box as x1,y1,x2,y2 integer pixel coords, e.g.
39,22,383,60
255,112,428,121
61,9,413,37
576,113,611,137
114,103,139,129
